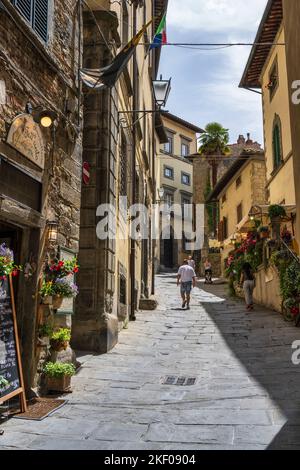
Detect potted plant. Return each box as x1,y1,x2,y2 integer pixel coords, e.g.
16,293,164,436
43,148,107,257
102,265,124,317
0,375,9,391
40,281,54,305
0,243,22,284
51,278,79,309
50,328,71,352
259,226,270,239
268,204,287,220
43,362,76,393
268,205,286,240
37,323,53,347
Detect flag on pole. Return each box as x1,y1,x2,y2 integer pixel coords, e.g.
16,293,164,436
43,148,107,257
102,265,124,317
80,19,153,89
149,13,167,50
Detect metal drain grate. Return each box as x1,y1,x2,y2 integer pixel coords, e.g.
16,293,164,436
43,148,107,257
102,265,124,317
162,376,197,386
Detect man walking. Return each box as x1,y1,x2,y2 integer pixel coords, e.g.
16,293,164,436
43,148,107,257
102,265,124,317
177,259,197,310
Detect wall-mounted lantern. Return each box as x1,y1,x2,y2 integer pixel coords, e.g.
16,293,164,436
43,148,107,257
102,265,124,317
47,220,58,244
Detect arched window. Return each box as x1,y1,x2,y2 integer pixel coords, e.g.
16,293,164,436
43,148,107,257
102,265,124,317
272,115,283,170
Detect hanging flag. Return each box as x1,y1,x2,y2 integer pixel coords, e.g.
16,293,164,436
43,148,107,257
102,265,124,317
149,13,167,51
80,19,153,89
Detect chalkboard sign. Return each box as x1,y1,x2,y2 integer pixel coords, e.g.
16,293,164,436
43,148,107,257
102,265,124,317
0,275,26,411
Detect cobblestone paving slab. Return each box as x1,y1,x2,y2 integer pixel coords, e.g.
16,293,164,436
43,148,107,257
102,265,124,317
1,274,300,450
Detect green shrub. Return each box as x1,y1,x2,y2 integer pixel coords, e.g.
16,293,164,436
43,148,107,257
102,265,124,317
268,204,286,220
43,362,76,378
39,324,53,338
51,328,71,343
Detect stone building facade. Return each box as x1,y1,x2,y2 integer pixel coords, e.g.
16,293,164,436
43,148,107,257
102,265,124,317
155,111,202,271
72,0,168,353
0,0,82,392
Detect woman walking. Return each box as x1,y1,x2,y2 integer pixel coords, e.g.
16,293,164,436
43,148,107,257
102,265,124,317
240,262,255,311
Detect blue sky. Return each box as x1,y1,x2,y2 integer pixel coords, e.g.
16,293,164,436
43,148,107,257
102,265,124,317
159,0,268,145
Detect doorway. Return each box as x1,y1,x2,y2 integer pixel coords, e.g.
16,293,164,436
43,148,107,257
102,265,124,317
163,235,174,268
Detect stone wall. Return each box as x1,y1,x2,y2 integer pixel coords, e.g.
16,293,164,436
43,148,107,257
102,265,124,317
72,11,119,353
0,0,82,391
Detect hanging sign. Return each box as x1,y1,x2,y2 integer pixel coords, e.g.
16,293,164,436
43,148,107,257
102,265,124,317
0,275,27,411
7,113,45,169
82,162,90,185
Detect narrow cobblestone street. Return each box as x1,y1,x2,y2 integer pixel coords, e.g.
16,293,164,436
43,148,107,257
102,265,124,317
1,274,300,450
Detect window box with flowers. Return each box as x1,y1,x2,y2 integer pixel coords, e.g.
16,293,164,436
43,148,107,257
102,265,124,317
40,258,79,309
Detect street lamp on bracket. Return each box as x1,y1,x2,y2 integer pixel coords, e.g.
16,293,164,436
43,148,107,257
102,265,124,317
118,76,172,127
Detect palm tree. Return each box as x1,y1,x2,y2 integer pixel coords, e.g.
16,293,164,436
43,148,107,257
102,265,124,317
199,123,230,236
199,122,230,187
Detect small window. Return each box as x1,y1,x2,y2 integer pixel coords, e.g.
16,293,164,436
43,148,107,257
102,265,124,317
236,175,242,188
182,173,191,186
122,0,129,45
237,203,243,224
272,115,283,170
267,58,279,100
12,0,49,43
164,135,173,154
165,192,174,208
120,131,128,196
164,166,174,180
181,141,190,157
222,193,227,203
119,275,126,305
182,197,192,219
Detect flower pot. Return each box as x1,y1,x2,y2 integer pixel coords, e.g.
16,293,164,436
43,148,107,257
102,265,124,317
52,295,63,310
42,295,53,305
45,375,72,393
50,339,69,352
260,231,269,239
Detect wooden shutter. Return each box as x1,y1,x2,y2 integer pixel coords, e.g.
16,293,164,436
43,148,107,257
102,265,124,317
13,0,49,42
218,220,224,242
14,0,33,22
33,0,49,42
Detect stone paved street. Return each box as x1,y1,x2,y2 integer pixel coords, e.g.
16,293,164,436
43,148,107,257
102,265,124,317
1,274,300,450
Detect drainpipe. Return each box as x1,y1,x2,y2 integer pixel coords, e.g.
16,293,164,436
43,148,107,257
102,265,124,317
130,3,137,320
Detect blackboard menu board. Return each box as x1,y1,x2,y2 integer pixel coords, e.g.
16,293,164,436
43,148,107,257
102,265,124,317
0,277,21,399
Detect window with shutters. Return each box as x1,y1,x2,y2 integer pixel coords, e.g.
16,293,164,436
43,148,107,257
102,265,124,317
12,0,49,43
237,203,243,224
120,132,128,197
272,114,283,171
223,216,228,240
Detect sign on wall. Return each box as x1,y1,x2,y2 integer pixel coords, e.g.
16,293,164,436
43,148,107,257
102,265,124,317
0,275,27,411
7,114,45,169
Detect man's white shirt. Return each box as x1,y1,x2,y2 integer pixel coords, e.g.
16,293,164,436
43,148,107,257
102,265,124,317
178,265,196,283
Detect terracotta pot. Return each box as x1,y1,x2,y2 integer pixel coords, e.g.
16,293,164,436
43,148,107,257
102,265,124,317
42,295,53,305
52,296,63,309
46,375,72,393
50,339,69,352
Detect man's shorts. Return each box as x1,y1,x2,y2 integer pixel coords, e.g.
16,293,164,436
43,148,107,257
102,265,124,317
181,281,193,295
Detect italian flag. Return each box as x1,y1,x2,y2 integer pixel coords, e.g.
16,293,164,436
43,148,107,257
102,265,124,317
150,13,167,50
